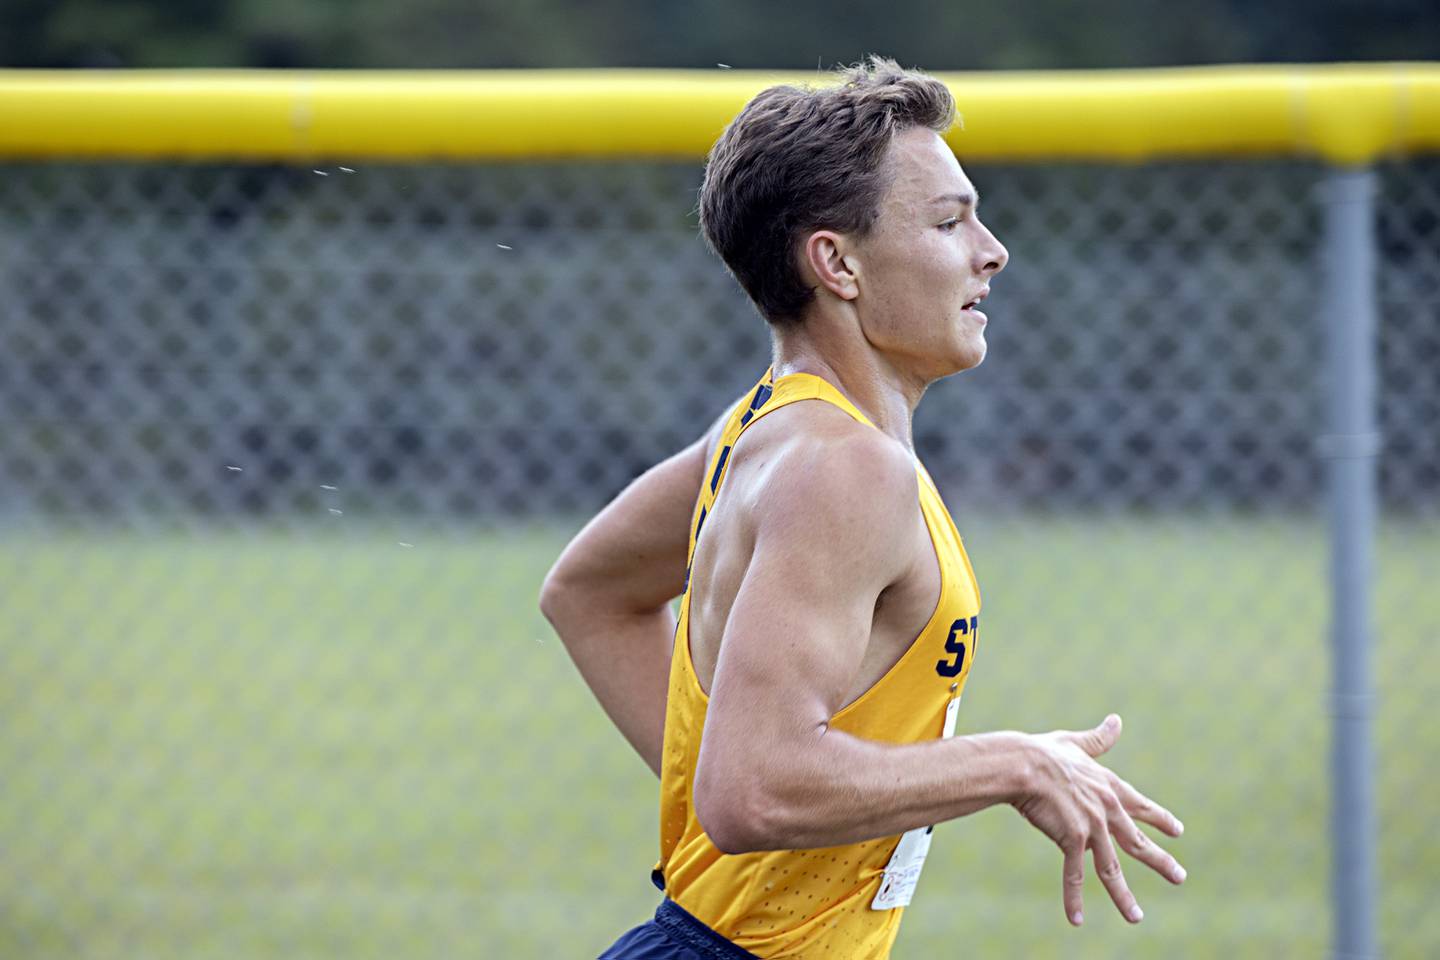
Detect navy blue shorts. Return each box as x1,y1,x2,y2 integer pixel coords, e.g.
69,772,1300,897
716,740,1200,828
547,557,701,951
599,900,759,959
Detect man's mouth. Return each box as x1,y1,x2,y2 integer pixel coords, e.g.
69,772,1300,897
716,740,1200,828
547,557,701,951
961,288,990,318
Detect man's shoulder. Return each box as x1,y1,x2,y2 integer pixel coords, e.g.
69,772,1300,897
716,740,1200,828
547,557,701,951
753,398,912,474
730,400,919,543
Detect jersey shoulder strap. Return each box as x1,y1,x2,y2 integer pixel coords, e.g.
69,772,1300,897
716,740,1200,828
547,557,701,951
760,371,875,428
685,370,876,568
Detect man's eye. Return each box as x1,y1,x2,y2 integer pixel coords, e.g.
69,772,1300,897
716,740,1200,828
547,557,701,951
939,219,960,232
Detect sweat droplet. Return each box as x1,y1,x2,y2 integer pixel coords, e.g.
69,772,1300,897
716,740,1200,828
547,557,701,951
329,508,343,515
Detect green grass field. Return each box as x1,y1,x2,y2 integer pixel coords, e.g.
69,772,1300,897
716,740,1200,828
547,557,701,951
3,516,1437,958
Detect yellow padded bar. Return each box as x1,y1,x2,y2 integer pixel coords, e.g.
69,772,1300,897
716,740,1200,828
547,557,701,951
0,64,1437,164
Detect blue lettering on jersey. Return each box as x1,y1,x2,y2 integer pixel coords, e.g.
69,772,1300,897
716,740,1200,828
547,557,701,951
935,615,978,677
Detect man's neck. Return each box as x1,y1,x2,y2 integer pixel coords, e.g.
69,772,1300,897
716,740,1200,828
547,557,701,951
770,326,925,452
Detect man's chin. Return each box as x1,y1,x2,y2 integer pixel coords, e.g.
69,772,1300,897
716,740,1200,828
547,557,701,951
948,340,987,374
925,350,985,383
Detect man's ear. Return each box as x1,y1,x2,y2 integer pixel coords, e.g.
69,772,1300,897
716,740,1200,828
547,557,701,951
802,231,860,302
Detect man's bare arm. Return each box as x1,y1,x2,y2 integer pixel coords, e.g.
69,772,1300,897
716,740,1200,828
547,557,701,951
539,409,730,777
691,424,1186,926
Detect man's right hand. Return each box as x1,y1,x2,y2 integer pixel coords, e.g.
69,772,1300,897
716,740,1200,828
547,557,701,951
1011,714,1187,927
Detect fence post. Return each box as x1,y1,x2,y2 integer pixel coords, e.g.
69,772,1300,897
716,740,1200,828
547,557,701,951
1320,166,1380,960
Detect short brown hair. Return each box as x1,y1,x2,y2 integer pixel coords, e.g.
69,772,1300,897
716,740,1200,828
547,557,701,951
698,56,956,325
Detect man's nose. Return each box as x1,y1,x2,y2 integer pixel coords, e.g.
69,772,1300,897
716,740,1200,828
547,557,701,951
978,233,1008,277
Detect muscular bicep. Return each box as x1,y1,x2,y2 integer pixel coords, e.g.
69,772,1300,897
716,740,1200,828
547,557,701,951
698,435,918,773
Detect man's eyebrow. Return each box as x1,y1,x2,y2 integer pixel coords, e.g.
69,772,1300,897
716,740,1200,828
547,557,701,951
929,192,978,208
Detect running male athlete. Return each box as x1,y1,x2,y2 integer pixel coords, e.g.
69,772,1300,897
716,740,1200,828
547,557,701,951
540,57,1186,959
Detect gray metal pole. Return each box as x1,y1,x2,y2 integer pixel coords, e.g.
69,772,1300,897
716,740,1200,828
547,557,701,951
1320,167,1380,960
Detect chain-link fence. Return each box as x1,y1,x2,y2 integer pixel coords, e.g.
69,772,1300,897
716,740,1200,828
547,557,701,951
2,157,1437,959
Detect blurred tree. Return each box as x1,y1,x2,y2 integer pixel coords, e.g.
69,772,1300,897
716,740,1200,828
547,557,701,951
1,0,1437,69
3,0,237,66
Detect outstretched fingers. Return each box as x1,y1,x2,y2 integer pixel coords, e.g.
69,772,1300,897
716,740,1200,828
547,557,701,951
1062,842,1086,926
1090,830,1144,923
1110,804,1187,886
1113,776,1185,838
1038,721,1187,927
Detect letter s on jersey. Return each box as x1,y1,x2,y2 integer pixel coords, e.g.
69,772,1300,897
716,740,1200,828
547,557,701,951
935,616,978,678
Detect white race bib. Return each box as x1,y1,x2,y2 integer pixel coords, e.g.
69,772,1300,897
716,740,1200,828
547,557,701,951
870,697,961,910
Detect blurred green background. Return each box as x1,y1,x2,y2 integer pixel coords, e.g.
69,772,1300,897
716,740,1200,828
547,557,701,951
6,519,1438,957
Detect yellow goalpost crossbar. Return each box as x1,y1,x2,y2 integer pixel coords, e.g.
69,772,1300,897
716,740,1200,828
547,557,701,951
1,64,1438,165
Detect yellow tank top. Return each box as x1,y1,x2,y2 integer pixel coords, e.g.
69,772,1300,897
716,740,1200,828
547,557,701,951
655,369,983,959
